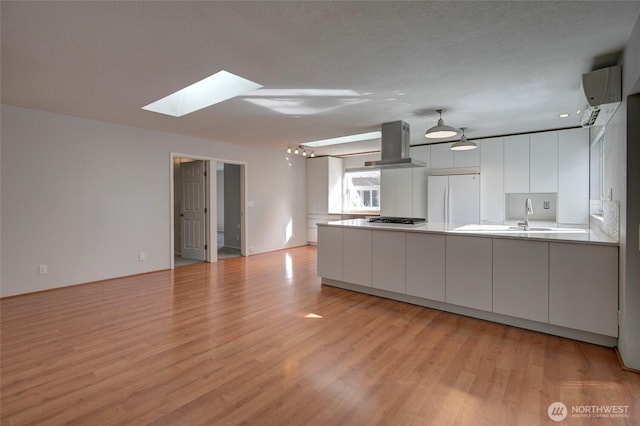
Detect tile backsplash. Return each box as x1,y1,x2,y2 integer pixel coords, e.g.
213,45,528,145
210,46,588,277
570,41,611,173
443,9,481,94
590,199,619,241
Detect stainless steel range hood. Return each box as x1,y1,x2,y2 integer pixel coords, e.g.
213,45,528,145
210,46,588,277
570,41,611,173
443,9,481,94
362,121,425,170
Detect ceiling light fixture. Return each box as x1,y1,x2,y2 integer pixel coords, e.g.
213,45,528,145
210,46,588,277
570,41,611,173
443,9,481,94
559,113,570,118
450,127,477,151
286,146,315,158
425,109,460,139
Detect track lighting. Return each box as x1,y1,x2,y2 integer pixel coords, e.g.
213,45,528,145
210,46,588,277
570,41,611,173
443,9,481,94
285,146,315,158
425,109,460,139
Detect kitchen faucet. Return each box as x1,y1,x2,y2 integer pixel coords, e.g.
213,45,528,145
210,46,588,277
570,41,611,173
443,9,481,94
517,198,534,230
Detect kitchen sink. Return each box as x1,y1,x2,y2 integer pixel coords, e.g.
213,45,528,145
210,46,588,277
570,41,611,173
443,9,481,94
507,226,554,231
453,224,586,234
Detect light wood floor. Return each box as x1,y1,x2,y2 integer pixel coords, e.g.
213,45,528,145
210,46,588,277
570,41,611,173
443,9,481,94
1,246,638,425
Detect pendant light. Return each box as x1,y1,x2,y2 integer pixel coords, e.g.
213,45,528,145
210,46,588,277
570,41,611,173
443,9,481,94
425,109,460,139
450,127,477,151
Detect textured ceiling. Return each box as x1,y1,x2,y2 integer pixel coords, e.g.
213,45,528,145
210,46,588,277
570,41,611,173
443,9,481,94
2,1,639,156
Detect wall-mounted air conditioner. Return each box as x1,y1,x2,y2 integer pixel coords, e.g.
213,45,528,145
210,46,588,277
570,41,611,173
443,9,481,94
580,65,622,127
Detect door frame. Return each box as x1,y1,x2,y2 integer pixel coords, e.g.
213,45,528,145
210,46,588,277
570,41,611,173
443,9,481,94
170,152,248,269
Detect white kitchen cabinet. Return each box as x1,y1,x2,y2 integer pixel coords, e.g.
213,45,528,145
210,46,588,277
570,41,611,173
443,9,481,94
307,156,343,215
549,242,618,336
504,134,530,193
342,228,372,287
430,143,454,169
558,128,589,224
530,131,558,193
445,235,493,311
380,168,413,217
406,233,445,301
454,145,480,168
317,225,343,281
493,239,549,323
480,137,505,223
411,145,430,219
372,230,406,293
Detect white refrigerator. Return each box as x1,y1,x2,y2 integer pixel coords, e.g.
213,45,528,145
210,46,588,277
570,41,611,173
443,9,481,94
428,174,480,225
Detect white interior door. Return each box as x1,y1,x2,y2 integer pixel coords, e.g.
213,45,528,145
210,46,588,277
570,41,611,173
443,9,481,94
181,160,207,261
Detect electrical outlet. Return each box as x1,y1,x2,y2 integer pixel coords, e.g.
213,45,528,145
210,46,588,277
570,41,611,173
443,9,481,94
139,252,146,261
38,264,48,275
543,201,550,209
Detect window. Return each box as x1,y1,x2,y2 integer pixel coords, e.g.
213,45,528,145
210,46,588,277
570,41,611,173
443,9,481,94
345,170,380,212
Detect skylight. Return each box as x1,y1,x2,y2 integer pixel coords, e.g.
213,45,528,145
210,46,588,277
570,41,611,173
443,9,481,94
301,131,382,148
141,70,262,117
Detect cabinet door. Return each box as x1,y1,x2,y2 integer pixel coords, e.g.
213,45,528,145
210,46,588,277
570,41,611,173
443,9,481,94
380,169,396,217
327,157,344,214
558,128,589,224
480,137,505,223
406,233,445,301
549,243,618,336
411,145,430,219
317,225,343,280
430,143,454,169
343,228,372,287
381,168,415,218
412,167,428,219
306,157,328,214
454,145,480,168
504,135,529,193
445,236,493,311
395,168,414,217
493,239,549,323
372,230,406,293
530,131,558,193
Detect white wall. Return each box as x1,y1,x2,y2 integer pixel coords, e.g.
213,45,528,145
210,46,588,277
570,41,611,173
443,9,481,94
605,14,640,370
0,105,308,297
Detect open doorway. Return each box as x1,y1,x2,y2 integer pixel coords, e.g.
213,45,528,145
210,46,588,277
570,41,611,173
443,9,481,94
170,153,248,269
217,163,242,259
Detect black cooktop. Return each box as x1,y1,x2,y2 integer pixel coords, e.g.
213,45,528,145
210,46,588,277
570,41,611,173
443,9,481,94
368,217,426,225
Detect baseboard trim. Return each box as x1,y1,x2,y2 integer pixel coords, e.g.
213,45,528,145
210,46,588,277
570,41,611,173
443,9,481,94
615,347,640,374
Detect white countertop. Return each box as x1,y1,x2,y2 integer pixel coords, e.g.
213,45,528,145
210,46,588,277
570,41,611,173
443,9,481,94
319,219,618,246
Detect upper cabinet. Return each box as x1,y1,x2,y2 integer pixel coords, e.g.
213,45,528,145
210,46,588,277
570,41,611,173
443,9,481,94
504,131,559,194
530,131,558,193
454,145,480,168
430,143,454,169
430,142,480,169
380,169,414,217
504,134,530,193
480,137,505,223
307,156,343,214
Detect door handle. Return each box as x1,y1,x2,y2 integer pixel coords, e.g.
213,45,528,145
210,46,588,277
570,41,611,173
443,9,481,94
180,213,184,217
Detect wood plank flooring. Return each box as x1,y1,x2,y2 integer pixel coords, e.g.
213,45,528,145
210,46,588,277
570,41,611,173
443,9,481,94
1,246,638,425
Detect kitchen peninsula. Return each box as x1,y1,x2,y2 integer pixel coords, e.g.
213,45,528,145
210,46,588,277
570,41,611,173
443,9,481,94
317,219,619,347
